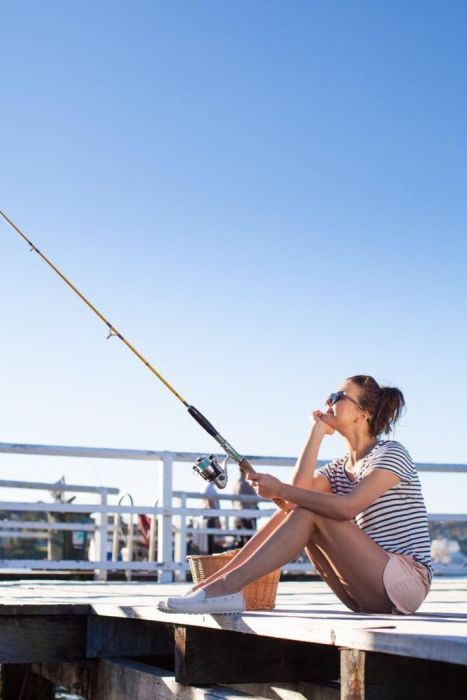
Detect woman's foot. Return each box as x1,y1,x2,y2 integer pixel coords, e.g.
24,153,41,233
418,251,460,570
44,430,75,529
158,587,245,614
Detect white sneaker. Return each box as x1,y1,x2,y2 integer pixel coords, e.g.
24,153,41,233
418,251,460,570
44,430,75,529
158,588,245,614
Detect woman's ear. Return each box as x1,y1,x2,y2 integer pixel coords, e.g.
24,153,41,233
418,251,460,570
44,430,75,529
357,410,370,424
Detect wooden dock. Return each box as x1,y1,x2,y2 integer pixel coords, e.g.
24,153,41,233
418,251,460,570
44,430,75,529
0,577,466,699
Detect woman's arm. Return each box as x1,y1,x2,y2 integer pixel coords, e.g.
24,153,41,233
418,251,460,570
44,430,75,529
291,412,334,491
248,468,401,521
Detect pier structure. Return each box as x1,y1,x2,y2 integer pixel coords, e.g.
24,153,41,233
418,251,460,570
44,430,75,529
0,577,466,698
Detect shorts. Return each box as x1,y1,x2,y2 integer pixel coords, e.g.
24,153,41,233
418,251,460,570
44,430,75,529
383,552,431,615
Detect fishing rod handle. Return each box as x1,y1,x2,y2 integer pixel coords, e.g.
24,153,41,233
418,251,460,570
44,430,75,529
187,405,218,438
238,458,256,476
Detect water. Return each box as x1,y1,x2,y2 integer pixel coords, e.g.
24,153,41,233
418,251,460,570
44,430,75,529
55,688,84,699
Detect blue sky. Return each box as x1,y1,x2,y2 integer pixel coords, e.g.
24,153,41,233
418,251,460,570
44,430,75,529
0,1,466,511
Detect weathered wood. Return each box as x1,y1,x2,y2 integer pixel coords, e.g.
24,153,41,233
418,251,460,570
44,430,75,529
0,603,90,617
0,664,55,700
33,653,467,700
38,658,271,699
0,615,86,663
174,626,339,685
93,659,260,699
87,616,174,657
0,578,467,670
340,649,364,700
32,660,94,698
221,681,340,700
361,651,467,700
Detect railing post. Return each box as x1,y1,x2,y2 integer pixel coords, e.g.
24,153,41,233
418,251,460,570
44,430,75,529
148,513,157,563
111,512,121,563
94,492,108,581
157,452,174,582
126,509,134,582
174,494,187,582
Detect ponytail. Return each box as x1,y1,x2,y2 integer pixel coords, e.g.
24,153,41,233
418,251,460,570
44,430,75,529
347,375,405,437
370,386,405,436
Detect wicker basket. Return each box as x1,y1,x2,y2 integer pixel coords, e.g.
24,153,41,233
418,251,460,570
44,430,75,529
187,549,280,610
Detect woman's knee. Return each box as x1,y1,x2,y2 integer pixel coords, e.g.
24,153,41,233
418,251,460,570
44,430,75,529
288,506,317,523
290,509,332,533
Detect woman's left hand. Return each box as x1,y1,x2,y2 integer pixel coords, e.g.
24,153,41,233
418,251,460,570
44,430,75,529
247,472,285,500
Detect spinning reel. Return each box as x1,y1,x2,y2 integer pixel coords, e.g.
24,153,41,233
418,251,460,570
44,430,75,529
193,454,229,489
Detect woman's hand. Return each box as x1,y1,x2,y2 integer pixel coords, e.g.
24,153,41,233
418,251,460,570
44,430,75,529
247,472,285,500
311,409,335,435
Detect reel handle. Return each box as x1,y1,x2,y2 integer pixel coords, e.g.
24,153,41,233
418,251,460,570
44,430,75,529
239,458,291,512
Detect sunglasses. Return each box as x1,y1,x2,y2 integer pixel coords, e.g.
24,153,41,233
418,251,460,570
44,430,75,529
326,391,366,412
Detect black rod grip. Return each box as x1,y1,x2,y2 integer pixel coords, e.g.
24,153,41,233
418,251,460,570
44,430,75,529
187,405,218,439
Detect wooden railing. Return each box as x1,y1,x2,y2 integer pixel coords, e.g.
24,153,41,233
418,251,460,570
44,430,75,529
0,442,465,581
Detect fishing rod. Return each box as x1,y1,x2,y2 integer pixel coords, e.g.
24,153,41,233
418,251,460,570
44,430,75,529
0,208,272,496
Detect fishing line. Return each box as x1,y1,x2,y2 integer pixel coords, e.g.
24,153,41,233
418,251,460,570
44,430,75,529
0,208,268,494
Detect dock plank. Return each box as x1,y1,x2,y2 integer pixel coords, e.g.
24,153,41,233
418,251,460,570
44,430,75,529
0,578,466,666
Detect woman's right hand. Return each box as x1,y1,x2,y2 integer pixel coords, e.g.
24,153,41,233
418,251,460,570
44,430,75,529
311,409,335,435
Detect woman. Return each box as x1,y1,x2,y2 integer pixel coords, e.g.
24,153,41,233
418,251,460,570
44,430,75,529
159,375,432,615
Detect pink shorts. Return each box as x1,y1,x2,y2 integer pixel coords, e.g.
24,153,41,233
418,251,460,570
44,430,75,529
383,552,431,615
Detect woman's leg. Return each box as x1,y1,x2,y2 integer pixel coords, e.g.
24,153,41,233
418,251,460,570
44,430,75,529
201,508,393,614
304,514,392,613
191,508,288,591
202,507,316,597
305,542,361,611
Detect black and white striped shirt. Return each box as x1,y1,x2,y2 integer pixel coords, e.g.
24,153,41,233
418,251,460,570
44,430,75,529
317,440,432,574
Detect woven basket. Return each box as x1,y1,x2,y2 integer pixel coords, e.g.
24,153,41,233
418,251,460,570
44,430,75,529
187,548,280,610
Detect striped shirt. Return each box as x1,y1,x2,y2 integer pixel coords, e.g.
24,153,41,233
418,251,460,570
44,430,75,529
317,440,432,575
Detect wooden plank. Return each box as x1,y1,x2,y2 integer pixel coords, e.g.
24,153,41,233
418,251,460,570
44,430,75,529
0,579,466,667
33,653,467,700
0,615,86,663
87,616,174,658
0,604,91,617
94,659,262,699
221,682,339,700
36,658,272,699
174,626,339,685
108,605,467,667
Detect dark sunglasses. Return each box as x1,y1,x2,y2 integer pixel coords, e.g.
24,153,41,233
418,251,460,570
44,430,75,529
326,391,366,411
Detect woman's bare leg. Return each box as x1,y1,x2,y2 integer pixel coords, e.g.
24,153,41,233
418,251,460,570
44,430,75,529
305,542,361,612
190,508,287,591
201,508,393,613
202,508,315,596
304,514,392,613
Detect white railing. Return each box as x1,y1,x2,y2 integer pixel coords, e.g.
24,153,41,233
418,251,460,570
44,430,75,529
0,442,466,582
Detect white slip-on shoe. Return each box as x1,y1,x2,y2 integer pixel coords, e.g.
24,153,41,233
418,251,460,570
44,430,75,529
157,587,192,611
157,599,170,612
158,588,245,614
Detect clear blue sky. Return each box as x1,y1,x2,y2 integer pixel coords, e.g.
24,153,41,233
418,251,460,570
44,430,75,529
0,1,466,511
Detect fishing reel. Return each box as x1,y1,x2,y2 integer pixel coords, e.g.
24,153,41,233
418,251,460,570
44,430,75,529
193,454,229,489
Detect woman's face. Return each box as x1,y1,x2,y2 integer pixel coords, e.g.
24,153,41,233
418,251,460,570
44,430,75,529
324,380,370,435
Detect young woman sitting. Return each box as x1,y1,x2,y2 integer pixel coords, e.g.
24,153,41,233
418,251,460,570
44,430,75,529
159,375,432,615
